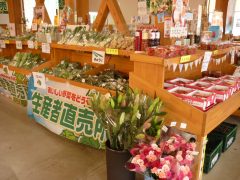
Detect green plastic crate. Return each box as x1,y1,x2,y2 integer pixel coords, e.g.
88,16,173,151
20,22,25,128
211,122,237,152
203,135,223,173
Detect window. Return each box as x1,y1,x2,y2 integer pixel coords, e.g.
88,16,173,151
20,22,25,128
23,0,59,29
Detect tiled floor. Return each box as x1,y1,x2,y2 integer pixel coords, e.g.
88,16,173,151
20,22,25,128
0,95,239,180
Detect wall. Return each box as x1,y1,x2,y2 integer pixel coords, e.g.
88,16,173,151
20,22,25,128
89,0,137,25
189,0,205,10
0,14,9,24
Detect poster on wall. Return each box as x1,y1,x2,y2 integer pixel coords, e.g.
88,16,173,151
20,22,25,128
172,0,189,27
211,11,223,32
170,0,189,38
0,0,8,14
225,0,235,34
33,6,45,24
27,76,106,149
232,12,240,36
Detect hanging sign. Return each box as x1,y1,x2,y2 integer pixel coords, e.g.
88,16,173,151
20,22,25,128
16,41,23,49
164,16,172,38
138,0,147,16
8,23,16,37
92,51,105,64
201,52,212,72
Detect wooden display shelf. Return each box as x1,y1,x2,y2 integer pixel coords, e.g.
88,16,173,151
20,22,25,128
156,88,240,137
51,43,133,57
129,47,240,180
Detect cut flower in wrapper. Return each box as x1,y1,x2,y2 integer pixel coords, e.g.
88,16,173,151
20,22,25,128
90,86,166,151
127,128,197,180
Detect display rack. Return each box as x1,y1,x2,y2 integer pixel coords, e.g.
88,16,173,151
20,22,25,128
129,48,239,180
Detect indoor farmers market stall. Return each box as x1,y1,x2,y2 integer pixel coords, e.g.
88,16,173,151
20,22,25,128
0,0,239,180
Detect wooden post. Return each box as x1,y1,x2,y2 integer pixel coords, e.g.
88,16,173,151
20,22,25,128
215,0,228,34
34,0,51,24
7,0,23,35
76,0,89,24
93,0,129,35
65,0,75,24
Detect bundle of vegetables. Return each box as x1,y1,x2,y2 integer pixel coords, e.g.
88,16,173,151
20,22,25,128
8,52,45,69
74,69,128,91
58,27,134,50
40,59,93,80
0,56,12,65
15,32,36,41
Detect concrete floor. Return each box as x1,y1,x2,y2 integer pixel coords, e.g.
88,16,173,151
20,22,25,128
0,95,239,180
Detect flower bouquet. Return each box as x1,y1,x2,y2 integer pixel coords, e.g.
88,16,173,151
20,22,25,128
90,87,166,180
127,133,197,180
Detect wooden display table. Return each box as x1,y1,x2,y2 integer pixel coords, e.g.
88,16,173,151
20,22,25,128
129,48,239,180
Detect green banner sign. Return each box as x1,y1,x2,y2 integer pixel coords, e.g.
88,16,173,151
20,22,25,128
59,0,65,10
0,0,8,14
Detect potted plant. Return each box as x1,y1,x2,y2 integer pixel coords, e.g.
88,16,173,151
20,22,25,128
90,87,166,180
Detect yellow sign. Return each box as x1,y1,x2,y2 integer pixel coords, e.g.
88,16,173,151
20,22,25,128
106,48,119,55
180,55,191,63
213,50,218,55
4,40,9,44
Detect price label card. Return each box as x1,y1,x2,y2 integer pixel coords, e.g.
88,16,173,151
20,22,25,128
32,72,46,89
2,65,9,75
32,23,38,31
201,51,212,72
16,41,22,49
46,33,52,43
92,50,105,64
106,48,119,55
0,40,6,48
180,123,187,129
213,50,218,55
34,41,38,49
180,55,191,63
231,48,235,65
27,40,34,49
42,43,50,54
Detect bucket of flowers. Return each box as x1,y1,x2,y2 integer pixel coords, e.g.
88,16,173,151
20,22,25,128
127,131,197,180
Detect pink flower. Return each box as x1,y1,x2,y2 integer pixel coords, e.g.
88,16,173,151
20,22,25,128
151,167,158,174
131,155,140,164
176,154,183,162
151,143,162,152
183,176,190,180
186,154,194,162
158,170,167,178
146,151,158,162
162,164,170,172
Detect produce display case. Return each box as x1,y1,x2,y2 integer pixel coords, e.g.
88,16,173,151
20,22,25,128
0,40,52,106
27,43,133,149
129,47,240,180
